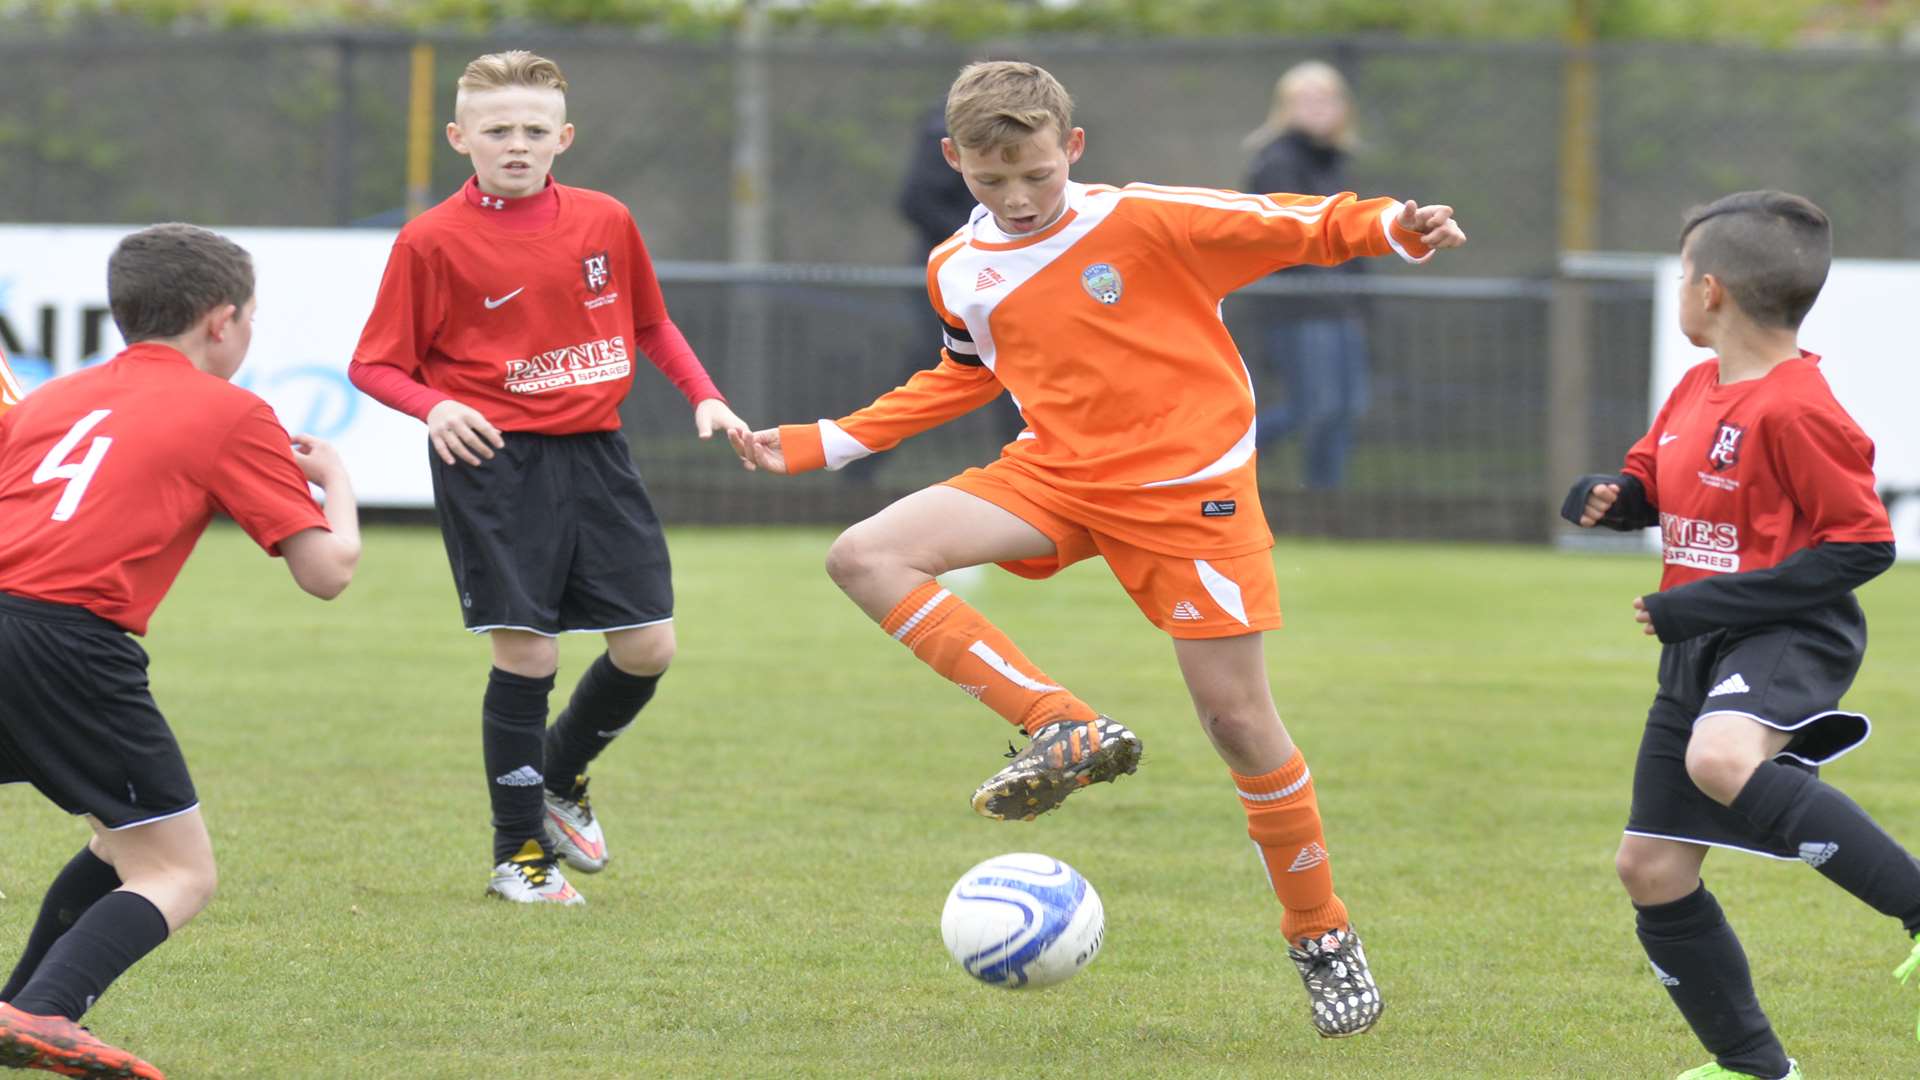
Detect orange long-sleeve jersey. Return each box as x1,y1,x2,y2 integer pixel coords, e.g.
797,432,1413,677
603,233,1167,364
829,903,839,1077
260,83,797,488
780,181,1432,556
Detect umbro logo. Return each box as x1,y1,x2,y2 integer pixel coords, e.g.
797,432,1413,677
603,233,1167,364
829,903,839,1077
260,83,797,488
1708,673,1751,697
1287,842,1328,873
1170,601,1205,622
484,287,525,310
1650,961,1680,987
975,267,1006,291
494,765,544,787
1798,841,1839,868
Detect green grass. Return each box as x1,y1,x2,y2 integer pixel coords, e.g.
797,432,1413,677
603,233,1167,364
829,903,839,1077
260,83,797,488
3,526,1918,1078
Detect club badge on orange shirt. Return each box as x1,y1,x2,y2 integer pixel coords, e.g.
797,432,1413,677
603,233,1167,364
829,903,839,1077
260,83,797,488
1081,263,1122,306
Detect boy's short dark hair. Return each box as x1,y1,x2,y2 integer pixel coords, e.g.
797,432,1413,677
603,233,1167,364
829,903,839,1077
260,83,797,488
107,223,255,343
1679,190,1830,329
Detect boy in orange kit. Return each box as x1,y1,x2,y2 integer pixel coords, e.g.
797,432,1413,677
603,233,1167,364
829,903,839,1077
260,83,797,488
734,60,1464,1036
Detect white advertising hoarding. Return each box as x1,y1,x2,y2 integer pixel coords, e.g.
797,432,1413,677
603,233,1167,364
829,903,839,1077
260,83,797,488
0,224,432,507
1651,256,1920,559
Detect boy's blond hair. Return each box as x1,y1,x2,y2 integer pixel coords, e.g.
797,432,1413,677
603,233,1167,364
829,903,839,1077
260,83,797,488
945,61,1074,157
455,50,569,114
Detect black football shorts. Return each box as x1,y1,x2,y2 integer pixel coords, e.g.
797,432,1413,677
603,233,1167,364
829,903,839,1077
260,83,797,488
1625,604,1870,859
429,429,674,636
0,593,198,829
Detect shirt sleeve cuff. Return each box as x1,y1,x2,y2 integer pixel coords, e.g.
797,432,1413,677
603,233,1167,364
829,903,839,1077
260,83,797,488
1380,203,1434,264
780,423,828,474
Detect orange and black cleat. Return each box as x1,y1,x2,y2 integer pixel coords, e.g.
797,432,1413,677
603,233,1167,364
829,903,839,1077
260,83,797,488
0,1003,164,1079
970,715,1142,821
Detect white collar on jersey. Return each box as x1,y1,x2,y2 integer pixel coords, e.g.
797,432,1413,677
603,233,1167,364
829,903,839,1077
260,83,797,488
969,182,1085,246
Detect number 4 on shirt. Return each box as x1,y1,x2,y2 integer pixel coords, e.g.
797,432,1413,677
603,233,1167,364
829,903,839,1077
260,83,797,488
33,409,114,522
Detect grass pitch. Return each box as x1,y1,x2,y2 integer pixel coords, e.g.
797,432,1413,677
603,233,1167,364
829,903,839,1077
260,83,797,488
2,525,1918,1078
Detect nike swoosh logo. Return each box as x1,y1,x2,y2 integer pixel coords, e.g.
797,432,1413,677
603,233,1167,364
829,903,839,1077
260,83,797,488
484,287,525,310
1658,433,1680,445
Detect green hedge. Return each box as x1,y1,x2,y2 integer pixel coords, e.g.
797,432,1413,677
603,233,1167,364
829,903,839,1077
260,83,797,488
4,0,1915,44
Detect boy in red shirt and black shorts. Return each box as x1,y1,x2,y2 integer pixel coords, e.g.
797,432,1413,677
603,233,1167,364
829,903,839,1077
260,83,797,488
1565,190,1920,1080
351,51,749,905
0,223,361,1079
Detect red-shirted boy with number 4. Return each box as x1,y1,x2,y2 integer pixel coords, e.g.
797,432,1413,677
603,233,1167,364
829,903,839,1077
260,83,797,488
351,51,749,905
0,224,361,1079
733,60,1464,1037
1565,190,1920,1080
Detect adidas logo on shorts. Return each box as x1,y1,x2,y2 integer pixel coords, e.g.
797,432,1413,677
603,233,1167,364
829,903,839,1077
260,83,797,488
1798,841,1839,868
494,765,544,787
1170,601,1204,622
1708,673,1751,697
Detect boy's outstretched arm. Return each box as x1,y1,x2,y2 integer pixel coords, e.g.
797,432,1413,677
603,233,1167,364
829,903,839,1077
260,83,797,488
729,355,1003,476
280,434,362,599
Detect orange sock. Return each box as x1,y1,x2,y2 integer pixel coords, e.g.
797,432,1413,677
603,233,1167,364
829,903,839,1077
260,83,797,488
1234,749,1349,943
881,580,1098,734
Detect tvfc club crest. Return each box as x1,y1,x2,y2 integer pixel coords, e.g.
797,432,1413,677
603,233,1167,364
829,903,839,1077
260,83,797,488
1708,421,1745,471
582,251,612,295
1081,263,1122,305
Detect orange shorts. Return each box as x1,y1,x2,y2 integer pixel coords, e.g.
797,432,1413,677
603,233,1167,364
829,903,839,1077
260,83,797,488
942,469,1281,639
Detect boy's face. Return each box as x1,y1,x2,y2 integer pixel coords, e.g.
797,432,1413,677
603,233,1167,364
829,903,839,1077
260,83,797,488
447,87,574,199
943,122,1085,236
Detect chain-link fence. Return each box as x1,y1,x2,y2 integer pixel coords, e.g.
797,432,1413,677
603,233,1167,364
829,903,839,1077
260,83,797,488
5,27,1911,538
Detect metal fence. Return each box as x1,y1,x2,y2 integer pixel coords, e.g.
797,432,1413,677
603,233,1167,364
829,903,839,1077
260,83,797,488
7,26,1909,538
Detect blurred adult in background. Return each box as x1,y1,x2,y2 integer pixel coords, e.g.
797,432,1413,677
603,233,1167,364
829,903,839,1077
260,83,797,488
899,101,979,254
1245,60,1371,490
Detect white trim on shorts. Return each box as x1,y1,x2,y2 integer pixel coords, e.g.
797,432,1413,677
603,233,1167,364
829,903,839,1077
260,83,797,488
1695,707,1872,767
1620,828,1799,862
92,800,202,832
465,616,675,638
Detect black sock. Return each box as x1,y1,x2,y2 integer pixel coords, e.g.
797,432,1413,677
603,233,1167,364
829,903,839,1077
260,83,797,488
1635,883,1791,1079
484,666,555,864
1733,760,1920,935
0,847,122,1003
544,653,660,796
8,891,168,1021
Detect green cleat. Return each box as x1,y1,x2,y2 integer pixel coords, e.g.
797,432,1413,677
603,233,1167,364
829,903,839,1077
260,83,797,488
1894,932,1920,1041
1674,1061,1801,1080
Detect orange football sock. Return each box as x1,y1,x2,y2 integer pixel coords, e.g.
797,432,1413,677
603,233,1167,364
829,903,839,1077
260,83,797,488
881,580,1098,734
1235,749,1349,943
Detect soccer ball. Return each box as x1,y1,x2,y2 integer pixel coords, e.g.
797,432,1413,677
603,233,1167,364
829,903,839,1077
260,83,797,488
940,852,1105,988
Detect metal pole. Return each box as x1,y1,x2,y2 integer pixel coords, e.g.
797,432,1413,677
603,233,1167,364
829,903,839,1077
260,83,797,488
406,42,437,220
1547,0,1599,539
725,0,775,420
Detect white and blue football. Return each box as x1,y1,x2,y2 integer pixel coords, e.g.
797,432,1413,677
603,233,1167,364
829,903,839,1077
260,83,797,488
940,852,1105,988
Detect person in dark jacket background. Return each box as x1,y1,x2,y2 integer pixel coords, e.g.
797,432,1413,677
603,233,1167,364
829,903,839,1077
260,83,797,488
1244,61,1371,490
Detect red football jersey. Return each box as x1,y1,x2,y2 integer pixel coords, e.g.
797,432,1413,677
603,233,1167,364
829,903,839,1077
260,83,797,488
0,343,329,634
353,181,681,435
1623,352,1892,592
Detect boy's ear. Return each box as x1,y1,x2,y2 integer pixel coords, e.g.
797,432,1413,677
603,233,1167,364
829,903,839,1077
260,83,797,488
940,137,961,172
445,120,469,156
553,122,576,156
1700,272,1724,311
205,303,239,344
1064,126,1086,164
